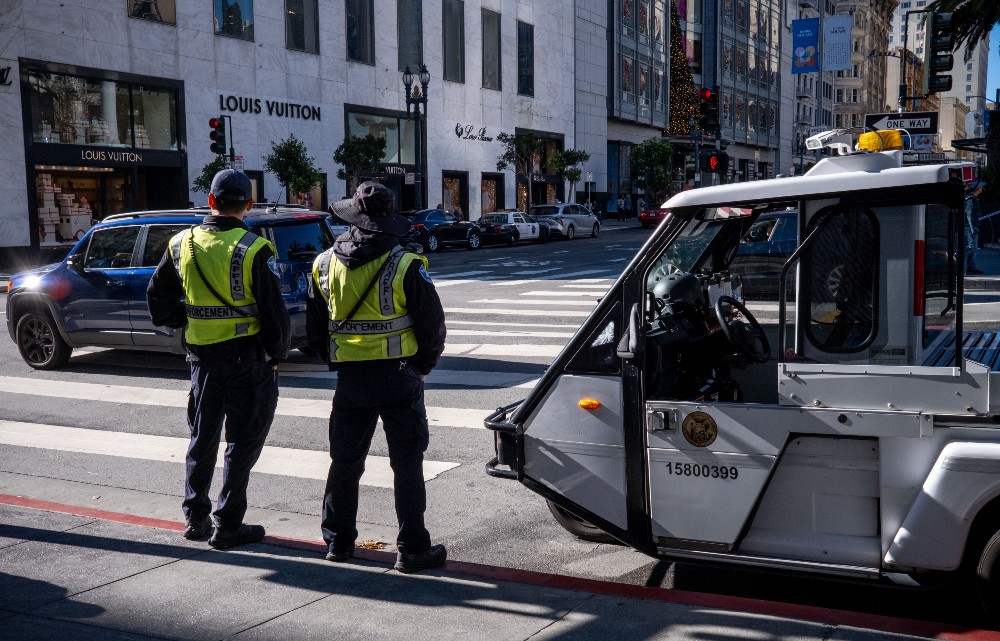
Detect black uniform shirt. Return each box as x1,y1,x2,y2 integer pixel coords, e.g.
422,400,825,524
306,228,446,375
146,215,291,364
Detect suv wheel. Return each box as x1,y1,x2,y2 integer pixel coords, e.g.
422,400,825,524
565,225,576,240
425,233,440,252
508,231,519,247
16,309,72,370
591,223,600,238
467,231,481,250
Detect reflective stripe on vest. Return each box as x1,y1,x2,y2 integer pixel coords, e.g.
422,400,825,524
169,227,273,345
312,246,427,362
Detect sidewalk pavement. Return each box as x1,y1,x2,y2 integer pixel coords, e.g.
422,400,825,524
0,496,994,641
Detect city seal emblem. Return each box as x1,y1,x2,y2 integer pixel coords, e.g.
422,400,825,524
682,411,718,447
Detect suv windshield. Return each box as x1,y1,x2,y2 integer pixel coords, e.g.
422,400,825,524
266,219,334,261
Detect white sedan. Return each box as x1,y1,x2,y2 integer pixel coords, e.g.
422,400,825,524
479,211,550,243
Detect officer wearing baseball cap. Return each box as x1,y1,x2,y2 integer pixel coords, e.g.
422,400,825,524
306,181,447,572
147,168,290,549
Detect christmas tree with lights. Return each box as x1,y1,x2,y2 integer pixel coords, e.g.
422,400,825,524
667,0,700,135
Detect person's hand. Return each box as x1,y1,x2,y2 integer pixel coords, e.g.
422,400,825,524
419,373,426,382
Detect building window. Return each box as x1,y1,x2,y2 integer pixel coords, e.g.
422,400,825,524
398,0,423,72
482,8,501,90
443,0,465,82
346,0,375,64
129,0,176,24
286,0,319,53
27,71,179,150
967,73,973,81
517,21,534,96
214,0,254,40
968,63,973,70
967,84,972,92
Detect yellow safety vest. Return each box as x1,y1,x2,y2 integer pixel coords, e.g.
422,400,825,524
313,246,427,362
168,226,274,345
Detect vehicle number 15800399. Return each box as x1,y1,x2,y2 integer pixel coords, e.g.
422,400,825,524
665,462,739,480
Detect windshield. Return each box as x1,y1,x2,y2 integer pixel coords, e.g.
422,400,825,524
480,214,507,224
268,220,334,262
645,207,754,290
530,206,558,217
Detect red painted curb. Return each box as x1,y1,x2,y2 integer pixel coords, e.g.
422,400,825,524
1,493,996,640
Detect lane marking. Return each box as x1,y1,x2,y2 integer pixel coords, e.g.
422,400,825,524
521,291,604,297
492,269,614,284
469,299,597,306
448,319,580,328
447,328,575,339
287,368,540,388
443,307,590,317
0,421,458,488
430,270,491,278
0,376,487,430
443,343,563,357
511,268,562,275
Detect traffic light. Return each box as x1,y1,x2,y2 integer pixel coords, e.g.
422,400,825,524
701,151,729,173
923,11,954,94
697,86,721,135
209,117,227,155
698,87,711,131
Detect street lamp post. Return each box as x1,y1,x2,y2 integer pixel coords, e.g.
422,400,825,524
688,116,702,187
402,64,430,210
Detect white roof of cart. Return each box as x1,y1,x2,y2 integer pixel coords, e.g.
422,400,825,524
662,151,966,209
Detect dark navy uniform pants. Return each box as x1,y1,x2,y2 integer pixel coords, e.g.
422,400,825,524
183,357,279,531
321,358,431,554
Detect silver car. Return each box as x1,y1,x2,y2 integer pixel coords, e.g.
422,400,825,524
528,203,600,240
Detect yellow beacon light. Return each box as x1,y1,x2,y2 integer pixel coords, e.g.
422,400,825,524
578,398,602,410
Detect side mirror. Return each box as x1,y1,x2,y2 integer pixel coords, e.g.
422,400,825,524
616,303,645,360
65,254,84,272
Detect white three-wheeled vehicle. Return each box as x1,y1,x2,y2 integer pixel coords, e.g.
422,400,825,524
486,134,1000,615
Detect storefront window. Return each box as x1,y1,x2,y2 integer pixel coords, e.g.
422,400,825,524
133,86,178,150
28,70,180,151
215,0,254,40
346,112,413,165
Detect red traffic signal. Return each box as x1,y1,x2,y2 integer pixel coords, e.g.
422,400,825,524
209,117,220,128
700,151,729,173
699,87,713,101
209,116,227,155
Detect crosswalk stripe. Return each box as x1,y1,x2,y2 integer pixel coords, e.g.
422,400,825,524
443,307,590,317
468,299,597,306
493,269,614,284
0,420,458,488
447,319,580,328
558,284,611,289
447,328,575,338
521,291,605,297
430,270,491,278
443,343,563,357
0,376,487,430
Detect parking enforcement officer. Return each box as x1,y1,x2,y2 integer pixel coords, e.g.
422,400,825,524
306,181,447,573
147,169,290,550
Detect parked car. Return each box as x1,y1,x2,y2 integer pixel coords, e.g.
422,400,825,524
528,204,600,240
479,211,550,243
638,207,668,229
402,209,488,252
728,209,798,298
6,206,339,370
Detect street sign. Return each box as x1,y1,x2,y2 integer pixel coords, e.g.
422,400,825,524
864,112,938,134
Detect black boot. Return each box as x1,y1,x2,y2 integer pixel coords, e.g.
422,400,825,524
209,524,265,550
394,544,447,573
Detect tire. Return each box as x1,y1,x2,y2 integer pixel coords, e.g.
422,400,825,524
467,231,481,250
976,529,1000,619
565,225,576,240
547,500,617,543
508,232,519,247
539,228,549,243
591,223,600,238
16,309,72,370
425,233,440,252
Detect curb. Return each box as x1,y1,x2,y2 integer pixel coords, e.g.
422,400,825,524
0,492,994,640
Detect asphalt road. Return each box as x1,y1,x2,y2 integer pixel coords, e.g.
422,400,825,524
0,225,995,630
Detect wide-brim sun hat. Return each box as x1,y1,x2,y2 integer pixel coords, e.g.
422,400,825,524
330,181,411,236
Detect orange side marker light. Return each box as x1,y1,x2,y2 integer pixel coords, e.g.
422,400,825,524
578,398,602,410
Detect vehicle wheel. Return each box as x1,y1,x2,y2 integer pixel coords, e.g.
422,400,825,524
508,232,519,247
16,309,72,370
539,228,549,243
467,231,482,250
425,233,440,252
547,500,617,543
591,223,600,238
565,225,576,240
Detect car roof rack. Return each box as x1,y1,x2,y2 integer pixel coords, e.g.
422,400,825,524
102,210,200,222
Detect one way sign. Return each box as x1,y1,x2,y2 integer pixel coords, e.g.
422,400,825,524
864,111,938,135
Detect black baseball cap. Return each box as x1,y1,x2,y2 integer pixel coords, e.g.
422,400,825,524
210,169,253,204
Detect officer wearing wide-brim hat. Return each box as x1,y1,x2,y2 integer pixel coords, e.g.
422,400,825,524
306,181,448,573
147,168,290,550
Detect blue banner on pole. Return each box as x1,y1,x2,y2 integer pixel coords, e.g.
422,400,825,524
791,18,820,74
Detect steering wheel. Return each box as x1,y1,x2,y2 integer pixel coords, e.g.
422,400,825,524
714,295,770,363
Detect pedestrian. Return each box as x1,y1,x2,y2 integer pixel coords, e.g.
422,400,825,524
617,197,625,222
307,181,448,573
624,197,633,221
147,168,290,550
966,179,986,275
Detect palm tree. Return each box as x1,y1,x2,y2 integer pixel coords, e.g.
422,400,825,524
925,0,999,59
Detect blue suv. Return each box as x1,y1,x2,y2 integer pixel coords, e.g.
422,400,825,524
6,206,347,369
